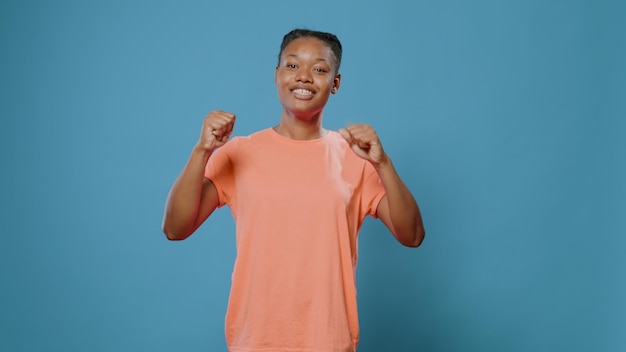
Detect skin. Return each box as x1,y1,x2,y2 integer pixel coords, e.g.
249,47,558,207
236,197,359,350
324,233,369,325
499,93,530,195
162,36,425,247
273,36,340,140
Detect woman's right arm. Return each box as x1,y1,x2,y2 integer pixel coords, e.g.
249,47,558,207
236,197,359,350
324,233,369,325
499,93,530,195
162,111,236,240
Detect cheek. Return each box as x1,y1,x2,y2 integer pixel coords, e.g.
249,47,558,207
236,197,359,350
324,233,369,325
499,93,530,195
277,74,291,86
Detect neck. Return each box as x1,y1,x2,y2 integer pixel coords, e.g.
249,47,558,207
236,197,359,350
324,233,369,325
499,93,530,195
274,110,326,140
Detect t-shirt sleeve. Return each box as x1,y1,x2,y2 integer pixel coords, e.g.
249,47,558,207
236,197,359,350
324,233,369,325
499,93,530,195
204,139,238,208
361,162,386,220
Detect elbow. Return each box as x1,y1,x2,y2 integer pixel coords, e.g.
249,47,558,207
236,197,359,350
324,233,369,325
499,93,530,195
164,232,186,241
404,226,425,248
162,223,191,241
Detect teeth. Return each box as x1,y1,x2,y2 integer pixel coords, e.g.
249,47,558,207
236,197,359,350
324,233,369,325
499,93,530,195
293,88,312,95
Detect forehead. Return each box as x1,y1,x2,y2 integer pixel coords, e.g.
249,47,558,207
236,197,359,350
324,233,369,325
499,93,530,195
281,37,335,64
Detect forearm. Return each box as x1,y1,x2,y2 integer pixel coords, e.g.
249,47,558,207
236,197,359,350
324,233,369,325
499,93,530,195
376,158,425,247
162,146,213,240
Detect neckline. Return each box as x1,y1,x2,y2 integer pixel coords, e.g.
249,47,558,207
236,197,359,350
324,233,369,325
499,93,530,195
268,127,333,145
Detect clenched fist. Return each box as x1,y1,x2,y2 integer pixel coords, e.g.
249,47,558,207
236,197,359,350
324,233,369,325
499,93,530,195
197,110,236,152
338,124,389,168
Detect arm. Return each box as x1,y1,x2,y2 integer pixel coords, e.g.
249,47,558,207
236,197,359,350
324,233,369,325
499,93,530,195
373,161,425,247
162,111,236,240
339,125,425,247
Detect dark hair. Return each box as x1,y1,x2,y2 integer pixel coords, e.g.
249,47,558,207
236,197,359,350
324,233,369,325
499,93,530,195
278,28,343,72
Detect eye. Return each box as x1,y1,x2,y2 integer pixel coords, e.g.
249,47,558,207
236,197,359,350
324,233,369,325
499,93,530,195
286,63,298,69
313,67,328,73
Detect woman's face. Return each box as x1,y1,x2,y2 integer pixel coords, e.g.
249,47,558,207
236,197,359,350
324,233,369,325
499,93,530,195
275,36,341,120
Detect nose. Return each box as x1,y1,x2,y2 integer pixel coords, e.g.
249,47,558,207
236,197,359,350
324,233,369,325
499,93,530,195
296,69,312,83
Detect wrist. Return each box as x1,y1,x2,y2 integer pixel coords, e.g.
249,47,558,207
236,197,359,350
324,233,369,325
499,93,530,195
373,154,392,171
192,144,214,161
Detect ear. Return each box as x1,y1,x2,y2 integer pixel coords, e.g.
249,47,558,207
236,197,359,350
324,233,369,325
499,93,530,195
274,66,279,85
332,73,341,94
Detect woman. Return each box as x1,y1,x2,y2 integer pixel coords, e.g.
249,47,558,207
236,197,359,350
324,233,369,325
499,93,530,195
163,28,425,352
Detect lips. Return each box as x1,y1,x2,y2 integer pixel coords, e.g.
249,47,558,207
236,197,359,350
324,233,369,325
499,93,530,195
292,88,313,96
289,85,316,99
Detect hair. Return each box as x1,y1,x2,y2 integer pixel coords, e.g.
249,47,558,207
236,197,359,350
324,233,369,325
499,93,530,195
278,28,343,73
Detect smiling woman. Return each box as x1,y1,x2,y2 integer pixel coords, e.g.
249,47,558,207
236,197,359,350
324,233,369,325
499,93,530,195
274,36,341,130
162,28,425,352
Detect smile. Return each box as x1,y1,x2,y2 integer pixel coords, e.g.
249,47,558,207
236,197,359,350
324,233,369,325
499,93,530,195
292,88,313,96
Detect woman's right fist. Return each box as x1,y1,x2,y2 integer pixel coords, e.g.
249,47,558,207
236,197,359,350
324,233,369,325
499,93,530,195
197,110,236,152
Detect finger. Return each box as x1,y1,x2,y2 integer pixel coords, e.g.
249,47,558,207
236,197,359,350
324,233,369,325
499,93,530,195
208,117,233,130
344,125,368,140
208,120,230,134
347,126,378,145
347,130,371,146
210,124,235,142
211,110,235,119
357,140,370,149
206,111,236,126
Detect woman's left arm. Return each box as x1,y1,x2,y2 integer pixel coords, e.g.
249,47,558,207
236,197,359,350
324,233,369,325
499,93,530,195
374,159,425,247
339,125,425,247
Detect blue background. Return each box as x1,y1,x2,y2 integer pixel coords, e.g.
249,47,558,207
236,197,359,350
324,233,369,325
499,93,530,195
1,0,625,351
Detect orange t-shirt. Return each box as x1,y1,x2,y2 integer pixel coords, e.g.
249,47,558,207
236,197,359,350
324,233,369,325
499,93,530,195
205,128,386,352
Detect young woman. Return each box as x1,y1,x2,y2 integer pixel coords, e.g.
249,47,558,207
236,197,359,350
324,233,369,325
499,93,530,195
163,28,425,352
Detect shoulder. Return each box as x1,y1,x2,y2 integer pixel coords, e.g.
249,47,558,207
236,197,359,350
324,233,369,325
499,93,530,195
326,131,365,161
216,128,272,153
232,128,273,146
326,130,349,146
324,130,378,176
